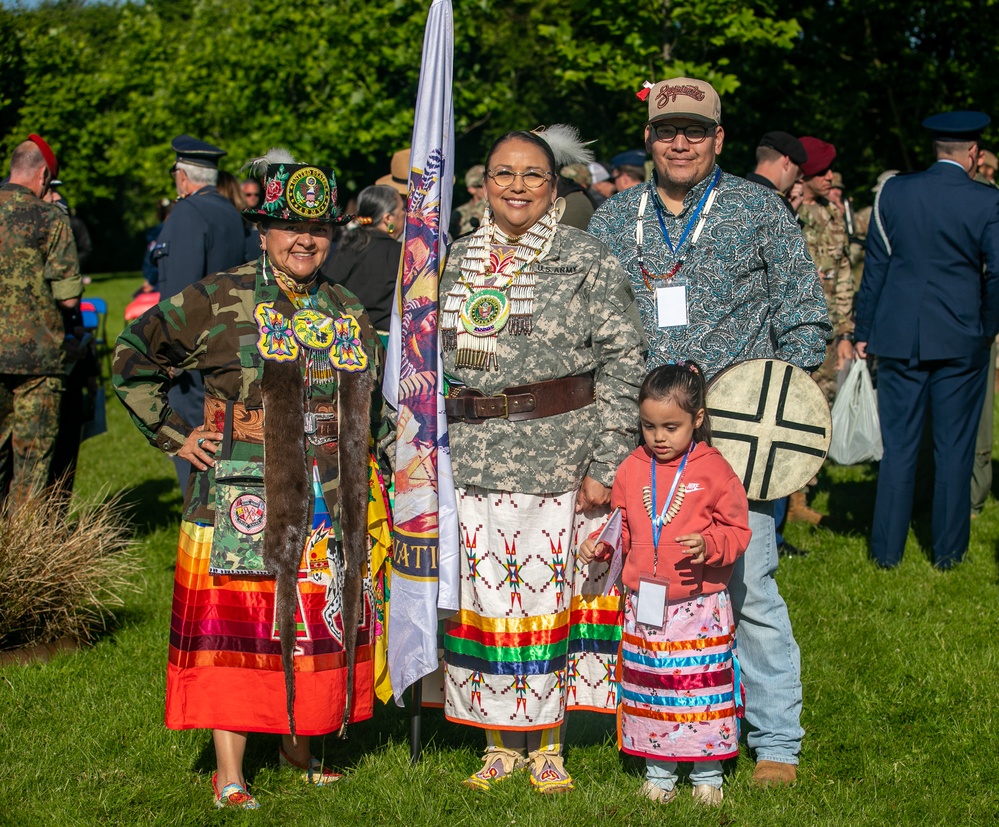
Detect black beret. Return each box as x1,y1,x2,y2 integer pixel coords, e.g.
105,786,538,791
758,131,808,167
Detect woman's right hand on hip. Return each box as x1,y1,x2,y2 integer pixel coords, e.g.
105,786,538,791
177,428,225,471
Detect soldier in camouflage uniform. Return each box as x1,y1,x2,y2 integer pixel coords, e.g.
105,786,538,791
440,129,645,793
797,140,856,406
972,151,999,514
114,153,383,810
0,135,82,506
828,172,871,286
453,164,487,237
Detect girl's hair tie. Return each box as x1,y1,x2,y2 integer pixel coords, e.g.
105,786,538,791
355,216,373,226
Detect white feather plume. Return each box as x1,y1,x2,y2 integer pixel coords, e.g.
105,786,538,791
241,147,297,178
533,124,595,167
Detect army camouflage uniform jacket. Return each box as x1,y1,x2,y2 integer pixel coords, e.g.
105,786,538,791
0,183,83,375
798,199,854,339
113,259,384,528
441,223,647,494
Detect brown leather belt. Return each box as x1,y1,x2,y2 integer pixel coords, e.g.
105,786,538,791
445,373,595,424
203,396,338,446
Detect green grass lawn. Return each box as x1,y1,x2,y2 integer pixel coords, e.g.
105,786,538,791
1,275,997,825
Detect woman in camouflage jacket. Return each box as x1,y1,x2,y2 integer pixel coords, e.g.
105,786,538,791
113,151,382,810
439,128,646,792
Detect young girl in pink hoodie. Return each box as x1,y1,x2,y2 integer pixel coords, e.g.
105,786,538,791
580,361,751,806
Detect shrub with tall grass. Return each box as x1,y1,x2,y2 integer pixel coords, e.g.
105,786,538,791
0,486,139,650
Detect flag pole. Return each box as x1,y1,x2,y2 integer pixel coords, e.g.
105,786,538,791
409,680,423,764
383,0,457,765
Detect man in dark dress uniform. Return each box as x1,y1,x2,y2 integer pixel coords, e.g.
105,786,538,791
856,110,999,569
157,135,246,492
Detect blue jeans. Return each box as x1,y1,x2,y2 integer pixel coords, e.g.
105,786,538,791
727,502,803,765
646,758,723,791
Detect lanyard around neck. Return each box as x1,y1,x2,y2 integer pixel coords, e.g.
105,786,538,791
638,166,721,253
650,441,695,552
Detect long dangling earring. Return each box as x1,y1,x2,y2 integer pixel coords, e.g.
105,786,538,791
261,250,271,284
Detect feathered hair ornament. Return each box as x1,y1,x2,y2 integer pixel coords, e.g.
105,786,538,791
531,124,595,167
241,147,297,178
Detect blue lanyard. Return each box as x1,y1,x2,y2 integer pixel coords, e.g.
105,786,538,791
650,441,695,549
654,167,721,256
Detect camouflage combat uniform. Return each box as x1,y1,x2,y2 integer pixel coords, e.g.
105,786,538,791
0,182,82,503
849,205,871,288
113,259,383,528
440,223,646,734
799,199,854,403
441,223,647,492
454,198,487,238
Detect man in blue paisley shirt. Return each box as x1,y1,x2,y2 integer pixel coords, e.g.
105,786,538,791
589,77,830,787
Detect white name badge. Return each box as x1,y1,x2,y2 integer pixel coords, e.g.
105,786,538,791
636,575,669,629
656,285,688,327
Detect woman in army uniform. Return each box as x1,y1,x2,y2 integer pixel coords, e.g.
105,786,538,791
439,128,646,792
113,150,382,809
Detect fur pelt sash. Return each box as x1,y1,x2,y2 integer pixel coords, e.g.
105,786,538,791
321,367,373,737
261,357,373,742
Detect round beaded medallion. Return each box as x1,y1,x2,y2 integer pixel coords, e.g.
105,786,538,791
460,288,511,336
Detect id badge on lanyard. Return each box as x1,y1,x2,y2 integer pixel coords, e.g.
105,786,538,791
635,169,720,331
636,573,670,629
656,276,688,328
636,444,693,629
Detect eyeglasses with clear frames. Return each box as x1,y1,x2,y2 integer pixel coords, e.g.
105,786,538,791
650,123,716,144
486,169,553,189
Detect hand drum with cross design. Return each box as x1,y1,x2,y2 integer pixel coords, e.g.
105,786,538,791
706,359,831,501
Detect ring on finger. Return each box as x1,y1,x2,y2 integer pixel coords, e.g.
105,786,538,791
197,437,206,448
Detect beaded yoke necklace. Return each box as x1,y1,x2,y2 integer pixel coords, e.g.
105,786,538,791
442,203,559,370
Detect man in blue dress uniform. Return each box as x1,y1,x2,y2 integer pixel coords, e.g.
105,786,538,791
856,111,999,569
157,135,246,492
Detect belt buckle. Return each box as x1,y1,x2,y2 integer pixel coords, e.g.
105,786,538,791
493,393,509,419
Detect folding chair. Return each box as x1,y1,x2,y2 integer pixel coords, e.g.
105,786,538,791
80,297,110,378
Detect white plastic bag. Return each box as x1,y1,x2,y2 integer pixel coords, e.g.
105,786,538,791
828,358,883,465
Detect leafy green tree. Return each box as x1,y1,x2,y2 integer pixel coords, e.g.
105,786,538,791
9,0,996,269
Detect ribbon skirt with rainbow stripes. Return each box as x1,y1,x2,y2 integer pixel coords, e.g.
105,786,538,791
443,487,623,731
165,476,374,735
619,590,741,762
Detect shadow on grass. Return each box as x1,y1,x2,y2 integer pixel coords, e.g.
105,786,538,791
813,464,878,535
114,478,184,535
187,697,624,780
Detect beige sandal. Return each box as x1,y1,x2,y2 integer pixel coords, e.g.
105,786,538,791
462,747,526,790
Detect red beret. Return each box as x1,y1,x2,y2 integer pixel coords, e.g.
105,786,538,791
27,133,58,177
798,137,836,178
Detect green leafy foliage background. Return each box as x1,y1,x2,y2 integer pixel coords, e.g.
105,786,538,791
1,0,995,272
